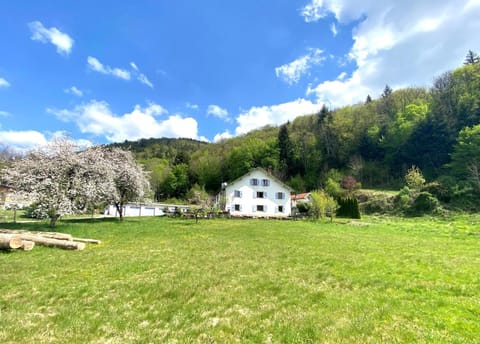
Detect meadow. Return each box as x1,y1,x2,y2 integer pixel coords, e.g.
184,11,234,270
1,215,479,343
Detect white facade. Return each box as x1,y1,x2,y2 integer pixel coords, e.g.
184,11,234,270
224,168,292,217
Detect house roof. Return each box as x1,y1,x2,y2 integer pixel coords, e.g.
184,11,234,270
225,167,294,192
291,192,310,200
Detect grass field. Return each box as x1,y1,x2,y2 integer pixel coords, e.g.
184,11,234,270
1,216,479,343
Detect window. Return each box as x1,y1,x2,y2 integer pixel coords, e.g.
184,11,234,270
234,190,242,198
261,179,270,186
250,178,259,186
276,192,285,200
278,205,284,213
234,204,241,211
255,191,267,198
256,205,265,212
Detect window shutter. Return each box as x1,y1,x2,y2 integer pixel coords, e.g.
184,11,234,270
264,205,268,212
253,191,257,198
240,191,242,198
264,192,268,198
252,205,256,212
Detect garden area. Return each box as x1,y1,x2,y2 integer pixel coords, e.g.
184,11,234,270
1,215,479,343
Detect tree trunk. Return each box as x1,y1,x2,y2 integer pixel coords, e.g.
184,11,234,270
115,203,124,221
49,214,60,227
20,240,35,251
0,234,23,250
18,234,86,250
73,237,101,244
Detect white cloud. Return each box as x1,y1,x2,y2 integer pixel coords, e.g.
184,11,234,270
0,130,94,151
302,0,480,107
137,74,153,88
28,21,73,55
301,0,330,23
0,130,48,150
0,111,11,117
186,103,199,110
0,77,10,88
235,99,324,135
130,62,139,71
207,105,230,122
331,23,338,36
112,68,131,80
87,56,131,80
213,130,233,143
64,86,83,97
49,100,201,142
275,48,325,85
89,59,153,87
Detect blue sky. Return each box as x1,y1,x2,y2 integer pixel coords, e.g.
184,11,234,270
0,0,479,150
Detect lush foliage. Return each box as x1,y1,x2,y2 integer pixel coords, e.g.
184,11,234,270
1,216,479,343
337,197,361,219
110,56,480,212
308,190,337,220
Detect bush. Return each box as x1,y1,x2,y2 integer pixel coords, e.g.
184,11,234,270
360,194,395,214
405,166,425,191
421,181,452,203
337,197,361,219
411,192,439,214
308,190,338,220
324,178,343,198
24,202,49,219
394,186,412,211
296,202,310,214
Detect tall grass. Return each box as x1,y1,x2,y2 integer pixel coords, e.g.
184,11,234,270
1,216,479,343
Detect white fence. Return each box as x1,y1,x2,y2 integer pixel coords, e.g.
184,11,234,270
104,203,190,217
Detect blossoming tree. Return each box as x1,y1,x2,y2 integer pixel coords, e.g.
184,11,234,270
1,139,150,226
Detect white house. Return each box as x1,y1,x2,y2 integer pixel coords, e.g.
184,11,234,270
223,168,293,218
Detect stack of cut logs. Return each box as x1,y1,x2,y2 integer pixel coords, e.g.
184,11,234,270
0,229,101,251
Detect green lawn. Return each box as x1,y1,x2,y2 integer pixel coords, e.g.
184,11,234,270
1,216,479,343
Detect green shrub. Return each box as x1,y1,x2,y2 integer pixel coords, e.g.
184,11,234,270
394,186,412,211
411,192,439,214
405,166,426,191
421,181,452,203
325,178,343,198
360,194,395,214
296,202,310,214
308,190,338,220
337,197,361,219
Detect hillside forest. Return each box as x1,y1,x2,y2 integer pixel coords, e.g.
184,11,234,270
113,53,480,211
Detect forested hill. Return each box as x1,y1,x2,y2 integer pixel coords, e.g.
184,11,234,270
121,55,480,203
110,137,207,164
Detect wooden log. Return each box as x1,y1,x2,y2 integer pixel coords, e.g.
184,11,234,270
73,237,102,244
0,234,23,249
20,240,35,251
0,229,73,241
18,234,86,251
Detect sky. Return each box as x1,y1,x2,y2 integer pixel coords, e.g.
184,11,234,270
0,0,479,150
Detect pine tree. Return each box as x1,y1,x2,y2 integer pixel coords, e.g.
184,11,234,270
464,50,480,65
